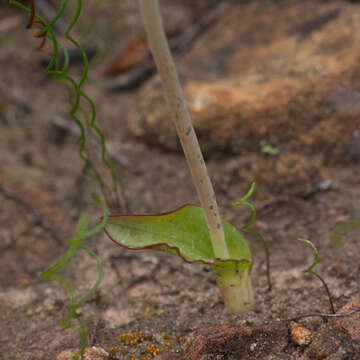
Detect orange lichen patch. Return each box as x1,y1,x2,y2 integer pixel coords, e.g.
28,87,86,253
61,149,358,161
105,329,180,359
156,309,164,316
144,306,151,317
146,344,165,358
116,331,152,346
175,333,183,343
107,346,119,359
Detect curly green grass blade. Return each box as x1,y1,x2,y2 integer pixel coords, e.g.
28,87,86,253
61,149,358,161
58,41,70,73
80,90,120,194
298,238,335,314
50,274,76,305
233,182,256,205
36,0,68,37
233,183,271,290
63,0,120,201
11,2,114,356
40,230,85,279
71,318,87,360
11,0,120,206
40,196,107,358
63,78,118,198
40,195,107,286
9,1,61,72
78,245,103,304
62,77,107,193
298,238,318,272
64,0,87,87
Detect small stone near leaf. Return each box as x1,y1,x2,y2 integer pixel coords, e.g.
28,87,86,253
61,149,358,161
290,322,311,346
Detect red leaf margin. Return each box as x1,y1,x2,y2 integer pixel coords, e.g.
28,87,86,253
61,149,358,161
104,204,253,267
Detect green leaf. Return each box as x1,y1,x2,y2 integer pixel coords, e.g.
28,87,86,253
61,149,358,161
261,143,279,156
105,205,252,266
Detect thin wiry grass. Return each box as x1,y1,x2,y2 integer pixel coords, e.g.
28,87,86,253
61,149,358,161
233,183,271,290
40,195,107,359
10,1,117,357
10,0,120,205
298,237,335,314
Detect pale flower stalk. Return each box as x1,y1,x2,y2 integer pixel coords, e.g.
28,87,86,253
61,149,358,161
138,0,254,313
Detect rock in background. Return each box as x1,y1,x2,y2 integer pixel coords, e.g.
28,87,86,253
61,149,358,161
130,0,360,192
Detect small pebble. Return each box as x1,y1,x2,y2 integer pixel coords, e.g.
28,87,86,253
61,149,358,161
318,179,332,191
290,322,311,346
249,343,257,351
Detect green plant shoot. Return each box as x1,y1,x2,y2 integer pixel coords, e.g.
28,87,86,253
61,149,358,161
11,1,116,357
105,175,264,317
105,204,254,313
233,183,271,290
41,195,107,360
10,0,120,206
261,142,279,156
298,238,335,314
107,0,263,313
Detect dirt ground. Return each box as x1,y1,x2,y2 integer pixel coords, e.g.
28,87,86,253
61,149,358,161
1,1,360,359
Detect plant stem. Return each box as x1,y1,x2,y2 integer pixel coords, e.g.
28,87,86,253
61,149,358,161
214,263,254,313
139,0,229,259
